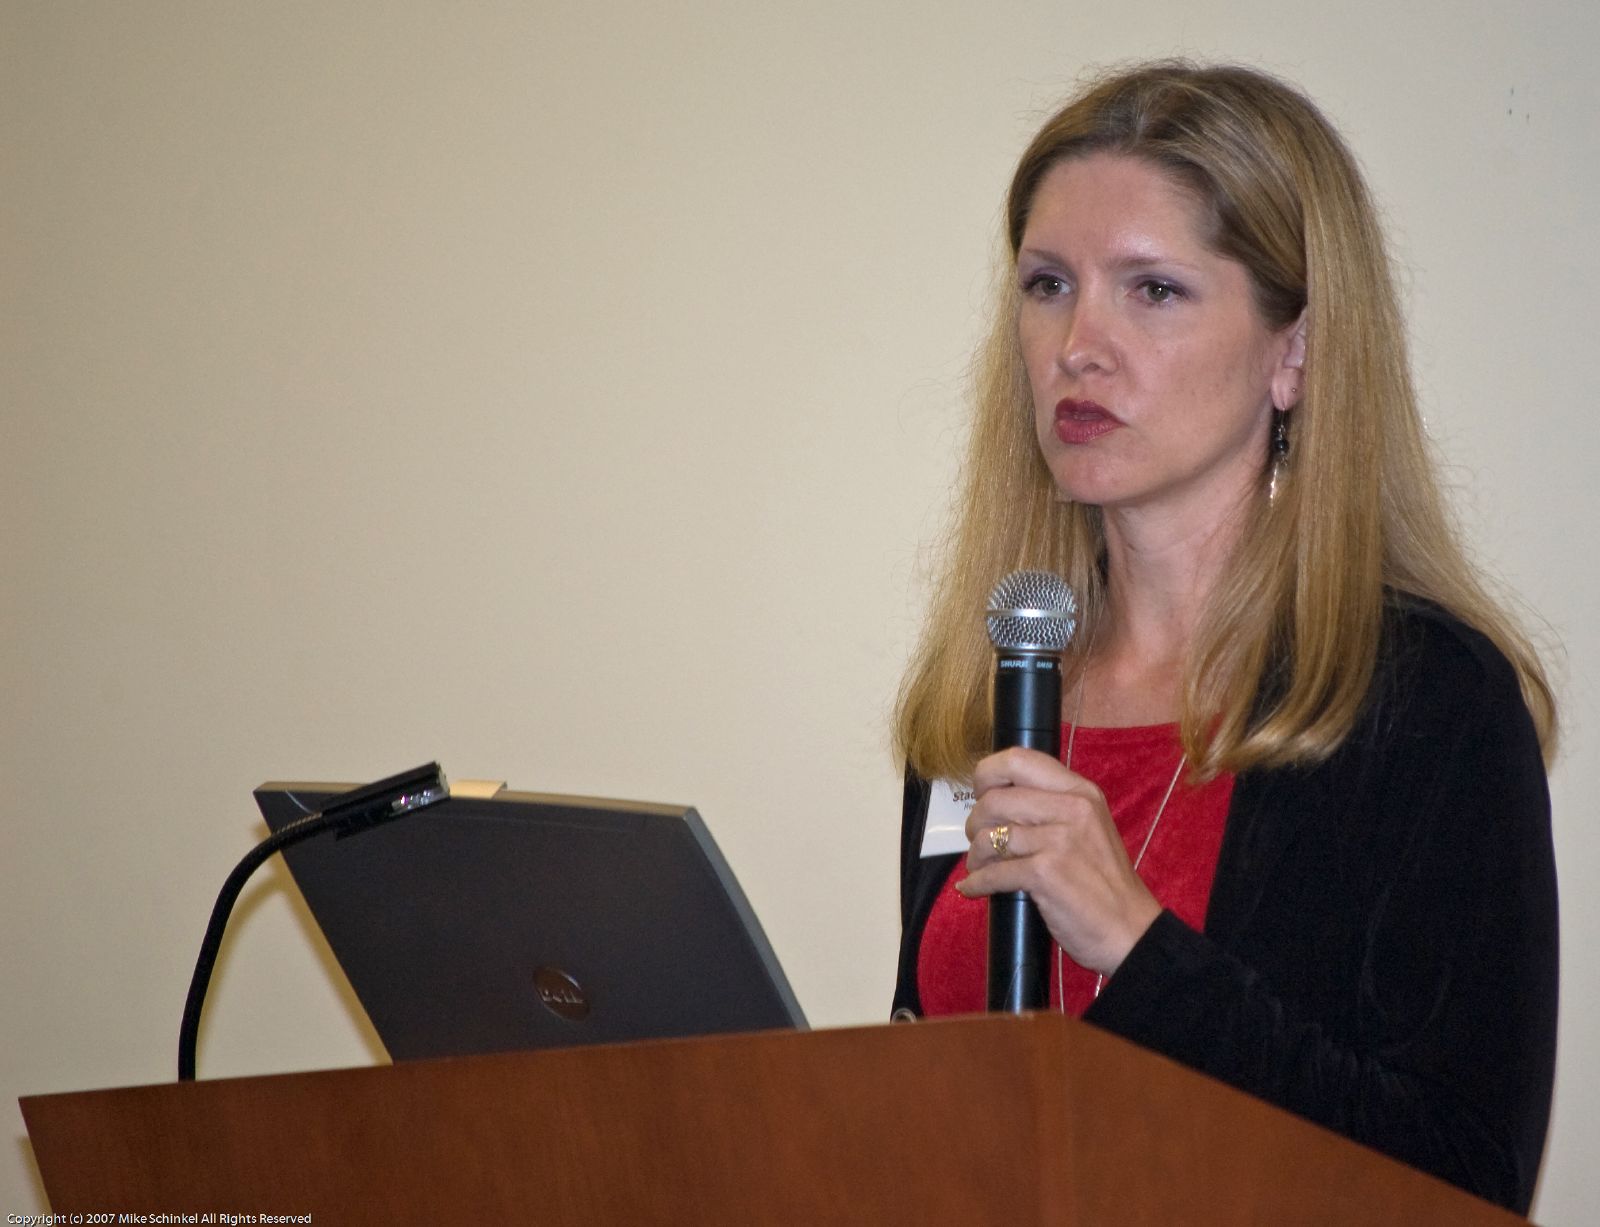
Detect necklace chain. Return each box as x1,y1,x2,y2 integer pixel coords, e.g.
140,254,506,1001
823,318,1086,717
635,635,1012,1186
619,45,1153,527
1059,622,1186,1008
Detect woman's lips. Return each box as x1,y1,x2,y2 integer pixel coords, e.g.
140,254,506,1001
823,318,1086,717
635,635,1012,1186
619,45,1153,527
1054,399,1124,445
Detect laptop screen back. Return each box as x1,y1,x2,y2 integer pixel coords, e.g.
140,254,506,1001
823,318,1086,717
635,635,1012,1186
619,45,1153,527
255,782,805,1059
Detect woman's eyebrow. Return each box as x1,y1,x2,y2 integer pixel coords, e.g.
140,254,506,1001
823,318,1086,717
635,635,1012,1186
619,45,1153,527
1017,244,1204,274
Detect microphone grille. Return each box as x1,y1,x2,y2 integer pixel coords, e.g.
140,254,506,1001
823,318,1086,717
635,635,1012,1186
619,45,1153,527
986,570,1077,652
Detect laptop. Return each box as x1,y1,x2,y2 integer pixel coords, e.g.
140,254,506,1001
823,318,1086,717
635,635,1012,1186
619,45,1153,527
254,778,806,1060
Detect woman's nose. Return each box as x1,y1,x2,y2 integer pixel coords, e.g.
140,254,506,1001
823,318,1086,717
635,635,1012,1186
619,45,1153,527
1058,295,1117,377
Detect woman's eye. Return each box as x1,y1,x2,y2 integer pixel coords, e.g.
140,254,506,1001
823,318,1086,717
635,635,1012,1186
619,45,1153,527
1138,279,1183,304
1023,273,1067,298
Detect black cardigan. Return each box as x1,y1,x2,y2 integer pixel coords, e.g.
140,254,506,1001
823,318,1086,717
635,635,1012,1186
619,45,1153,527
892,599,1558,1213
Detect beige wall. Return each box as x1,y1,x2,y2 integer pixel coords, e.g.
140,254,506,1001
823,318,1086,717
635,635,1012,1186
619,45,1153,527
3,2,1595,1219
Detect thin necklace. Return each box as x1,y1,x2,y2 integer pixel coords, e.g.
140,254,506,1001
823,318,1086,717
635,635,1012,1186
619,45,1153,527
1059,625,1186,1008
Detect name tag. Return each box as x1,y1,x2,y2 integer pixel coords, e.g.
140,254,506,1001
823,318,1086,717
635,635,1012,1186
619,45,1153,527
920,778,975,857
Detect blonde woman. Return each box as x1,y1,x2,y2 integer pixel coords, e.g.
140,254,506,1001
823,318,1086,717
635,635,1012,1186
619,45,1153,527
892,62,1557,1213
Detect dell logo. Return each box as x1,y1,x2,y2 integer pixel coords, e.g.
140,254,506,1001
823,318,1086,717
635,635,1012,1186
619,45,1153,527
533,966,591,1021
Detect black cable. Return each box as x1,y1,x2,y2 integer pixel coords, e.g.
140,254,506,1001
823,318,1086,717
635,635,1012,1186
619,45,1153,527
177,762,447,1081
177,810,334,1081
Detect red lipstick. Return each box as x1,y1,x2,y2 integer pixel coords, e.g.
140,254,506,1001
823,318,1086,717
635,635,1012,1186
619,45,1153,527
1054,399,1123,445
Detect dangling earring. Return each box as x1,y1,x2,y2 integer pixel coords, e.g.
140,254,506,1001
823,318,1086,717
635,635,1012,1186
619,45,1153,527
1267,409,1290,504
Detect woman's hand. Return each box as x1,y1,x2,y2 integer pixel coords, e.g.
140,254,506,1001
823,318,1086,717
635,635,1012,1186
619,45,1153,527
957,746,1162,978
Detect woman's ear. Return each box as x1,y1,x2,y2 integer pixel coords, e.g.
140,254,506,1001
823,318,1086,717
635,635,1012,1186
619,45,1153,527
1271,311,1308,412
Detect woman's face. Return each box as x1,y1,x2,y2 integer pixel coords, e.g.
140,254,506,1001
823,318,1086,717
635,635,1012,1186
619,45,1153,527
1016,153,1302,524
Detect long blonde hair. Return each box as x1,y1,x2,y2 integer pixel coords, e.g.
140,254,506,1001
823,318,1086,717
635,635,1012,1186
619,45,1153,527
894,61,1556,782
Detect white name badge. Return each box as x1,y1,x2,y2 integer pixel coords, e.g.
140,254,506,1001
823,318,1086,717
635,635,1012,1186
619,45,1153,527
920,778,976,857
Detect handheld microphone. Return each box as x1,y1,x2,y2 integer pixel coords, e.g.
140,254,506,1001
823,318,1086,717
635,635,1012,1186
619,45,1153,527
985,571,1077,1012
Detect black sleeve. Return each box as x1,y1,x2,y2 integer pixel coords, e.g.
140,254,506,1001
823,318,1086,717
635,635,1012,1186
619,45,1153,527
1084,629,1558,1213
891,767,960,1019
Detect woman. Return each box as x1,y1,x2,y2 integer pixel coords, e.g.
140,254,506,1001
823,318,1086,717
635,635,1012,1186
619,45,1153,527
891,62,1558,1214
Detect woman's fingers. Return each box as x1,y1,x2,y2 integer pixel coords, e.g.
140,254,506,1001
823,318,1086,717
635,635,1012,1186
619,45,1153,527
957,746,1160,976
965,748,1107,843
973,745,1082,794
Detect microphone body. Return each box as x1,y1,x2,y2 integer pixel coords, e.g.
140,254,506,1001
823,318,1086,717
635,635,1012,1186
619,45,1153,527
985,572,1076,1013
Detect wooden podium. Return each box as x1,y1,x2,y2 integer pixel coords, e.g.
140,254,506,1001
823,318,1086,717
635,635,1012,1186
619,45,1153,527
21,1013,1524,1225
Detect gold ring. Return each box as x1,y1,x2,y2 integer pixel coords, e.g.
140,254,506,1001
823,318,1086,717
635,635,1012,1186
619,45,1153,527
989,824,1011,858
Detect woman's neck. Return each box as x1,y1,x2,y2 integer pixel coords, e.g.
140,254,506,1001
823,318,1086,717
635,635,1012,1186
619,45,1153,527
1073,499,1248,728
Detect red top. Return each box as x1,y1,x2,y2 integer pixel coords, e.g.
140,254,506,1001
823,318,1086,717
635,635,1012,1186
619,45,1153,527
916,723,1234,1017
